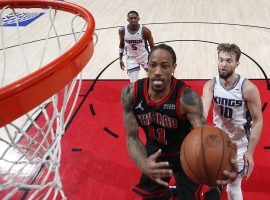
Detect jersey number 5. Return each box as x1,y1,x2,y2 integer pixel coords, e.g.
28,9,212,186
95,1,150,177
131,44,137,50
148,126,167,145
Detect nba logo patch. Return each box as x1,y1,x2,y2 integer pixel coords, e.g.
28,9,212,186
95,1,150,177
1,9,45,27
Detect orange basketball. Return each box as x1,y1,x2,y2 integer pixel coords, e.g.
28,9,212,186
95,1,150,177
180,125,237,186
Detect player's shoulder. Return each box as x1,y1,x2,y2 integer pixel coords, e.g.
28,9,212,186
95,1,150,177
120,25,126,30
142,25,151,35
142,25,149,30
119,26,125,34
121,83,135,100
122,82,134,93
181,86,200,101
203,78,215,90
121,82,135,109
180,86,202,115
243,78,259,94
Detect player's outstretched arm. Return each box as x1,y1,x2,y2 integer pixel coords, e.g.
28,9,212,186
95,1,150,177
243,80,263,179
121,83,145,167
143,26,154,50
118,27,125,70
121,84,173,186
201,79,215,119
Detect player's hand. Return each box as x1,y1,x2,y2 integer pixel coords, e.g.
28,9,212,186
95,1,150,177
244,151,254,179
140,149,173,187
120,60,125,70
216,159,238,185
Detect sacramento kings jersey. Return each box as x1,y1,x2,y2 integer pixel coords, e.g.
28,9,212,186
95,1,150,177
124,24,148,58
133,77,192,155
213,75,251,140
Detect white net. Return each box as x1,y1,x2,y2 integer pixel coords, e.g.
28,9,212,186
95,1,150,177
0,2,94,199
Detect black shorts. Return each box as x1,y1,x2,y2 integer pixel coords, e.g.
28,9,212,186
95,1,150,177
132,155,200,200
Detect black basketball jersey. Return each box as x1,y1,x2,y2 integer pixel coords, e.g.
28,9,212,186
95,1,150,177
133,77,192,156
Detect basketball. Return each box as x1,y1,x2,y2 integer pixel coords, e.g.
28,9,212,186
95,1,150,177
180,125,237,186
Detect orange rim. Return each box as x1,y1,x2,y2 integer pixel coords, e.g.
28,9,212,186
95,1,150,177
0,0,95,127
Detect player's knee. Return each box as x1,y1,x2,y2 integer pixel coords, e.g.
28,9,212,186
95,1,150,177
227,187,242,200
127,69,139,82
227,180,243,200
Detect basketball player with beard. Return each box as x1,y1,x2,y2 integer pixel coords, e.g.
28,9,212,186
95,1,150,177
201,43,263,200
121,44,237,200
119,10,154,82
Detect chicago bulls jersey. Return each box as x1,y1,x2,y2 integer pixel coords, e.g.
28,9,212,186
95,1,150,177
213,75,251,140
133,77,192,155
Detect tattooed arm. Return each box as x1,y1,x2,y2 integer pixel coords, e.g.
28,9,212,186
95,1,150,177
180,87,207,127
121,83,145,167
121,83,173,186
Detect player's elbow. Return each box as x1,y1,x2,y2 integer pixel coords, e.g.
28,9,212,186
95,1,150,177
253,114,263,129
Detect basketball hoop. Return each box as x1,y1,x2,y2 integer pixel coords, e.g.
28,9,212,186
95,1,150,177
0,0,95,199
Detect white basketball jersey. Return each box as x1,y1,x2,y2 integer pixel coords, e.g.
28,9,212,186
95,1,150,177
213,75,251,140
124,24,148,58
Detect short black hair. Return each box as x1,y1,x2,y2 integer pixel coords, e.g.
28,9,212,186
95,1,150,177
127,10,139,17
148,44,177,64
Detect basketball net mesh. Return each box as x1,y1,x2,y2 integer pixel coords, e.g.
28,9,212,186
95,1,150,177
0,4,95,200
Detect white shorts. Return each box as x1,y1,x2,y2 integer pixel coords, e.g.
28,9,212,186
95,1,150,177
126,54,148,71
126,54,148,82
233,137,248,177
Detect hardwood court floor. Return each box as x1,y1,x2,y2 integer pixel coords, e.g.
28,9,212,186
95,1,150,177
1,0,270,199
71,0,270,81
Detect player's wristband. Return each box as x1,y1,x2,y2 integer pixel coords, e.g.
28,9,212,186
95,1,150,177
119,48,124,53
